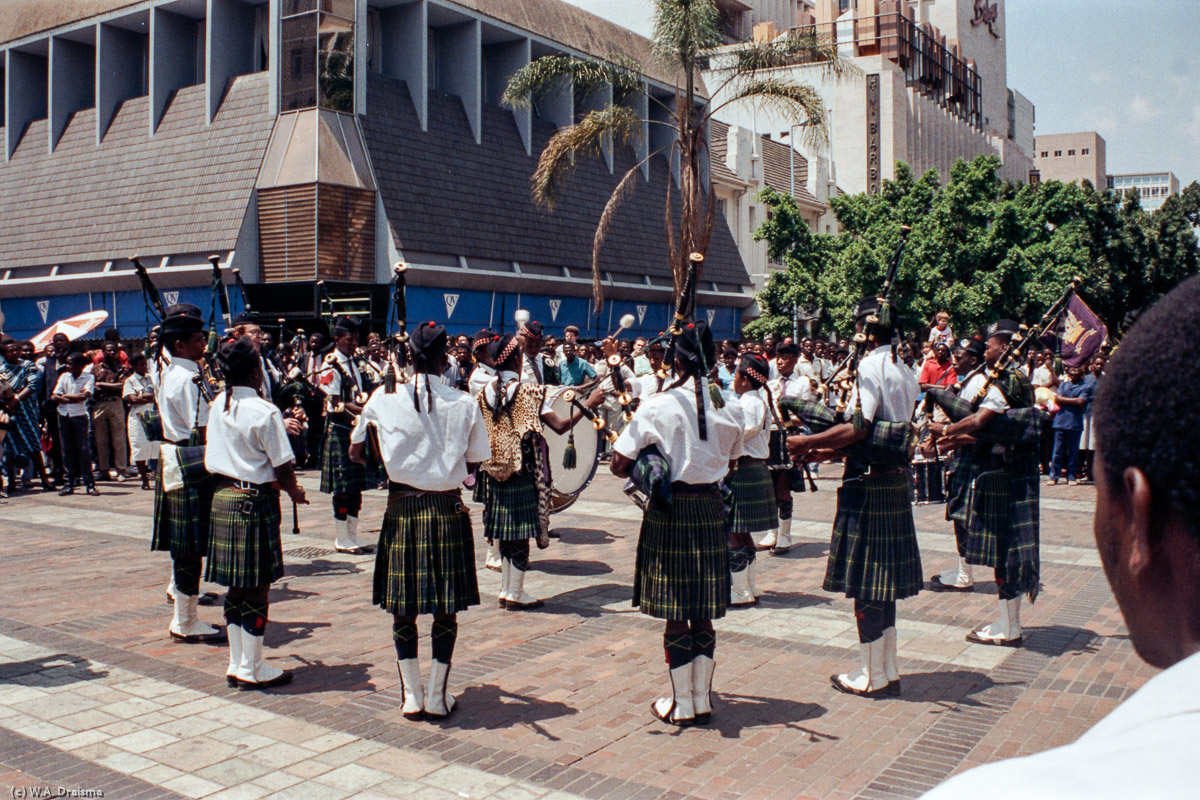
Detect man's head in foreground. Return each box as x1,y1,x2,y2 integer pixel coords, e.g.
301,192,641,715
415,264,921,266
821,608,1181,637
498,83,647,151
1092,275,1200,670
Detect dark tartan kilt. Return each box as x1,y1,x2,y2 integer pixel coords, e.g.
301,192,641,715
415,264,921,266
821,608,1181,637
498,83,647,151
481,473,540,541
727,462,778,534
824,468,922,602
151,457,214,557
963,449,1041,598
319,421,380,495
205,487,285,587
633,493,729,620
373,490,479,616
963,468,1009,567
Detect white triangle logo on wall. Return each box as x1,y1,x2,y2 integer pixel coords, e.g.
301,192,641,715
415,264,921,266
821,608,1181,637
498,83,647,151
707,309,716,325
164,291,180,306
37,301,50,324
548,299,561,322
636,305,648,324
444,293,459,318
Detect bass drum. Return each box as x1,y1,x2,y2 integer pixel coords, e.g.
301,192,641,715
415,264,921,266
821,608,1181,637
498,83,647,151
542,393,603,513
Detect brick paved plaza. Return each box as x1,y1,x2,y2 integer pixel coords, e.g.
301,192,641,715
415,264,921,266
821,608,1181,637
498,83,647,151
0,467,1151,800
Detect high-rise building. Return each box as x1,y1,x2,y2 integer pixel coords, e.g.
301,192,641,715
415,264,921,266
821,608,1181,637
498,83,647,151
703,0,1037,196
1032,132,1107,188
1107,172,1181,213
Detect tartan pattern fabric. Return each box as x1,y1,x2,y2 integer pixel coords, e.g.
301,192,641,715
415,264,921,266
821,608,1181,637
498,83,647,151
778,398,915,465
320,420,380,495
628,445,672,512
963,468,1009,567
727,461,778,534
373,489,479,616
824,469,923,602
925,388,1044,446
482,473,541,541
151,454,214,556
633,493,730,620
137,407,165,443
205,487,284,587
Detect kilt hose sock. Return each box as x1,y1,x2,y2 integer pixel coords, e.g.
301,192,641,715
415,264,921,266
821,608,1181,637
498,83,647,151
664,631,693,669
227,586,271,636
173,556,203,596
995,563,1021,601
499,540,530,572
854,599,895,644
954,521,969,558
728,544,756,573
332,491,363,521
778,498,794,521
691,627,716,660
431,619,458,663
392,618,419,660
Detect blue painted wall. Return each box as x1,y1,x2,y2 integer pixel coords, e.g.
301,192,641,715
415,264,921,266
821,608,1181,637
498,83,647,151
1,285,742,343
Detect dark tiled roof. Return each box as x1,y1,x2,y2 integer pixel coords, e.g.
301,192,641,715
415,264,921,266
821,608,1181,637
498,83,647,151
709,119,738,184
0,72,276,269
0,0,141,46
361,74,749,289
761,136,817,203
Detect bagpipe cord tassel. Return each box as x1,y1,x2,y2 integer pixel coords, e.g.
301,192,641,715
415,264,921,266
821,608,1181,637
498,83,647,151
563,428,577,470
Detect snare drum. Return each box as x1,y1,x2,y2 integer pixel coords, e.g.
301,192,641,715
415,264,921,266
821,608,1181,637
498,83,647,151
912,457,945,505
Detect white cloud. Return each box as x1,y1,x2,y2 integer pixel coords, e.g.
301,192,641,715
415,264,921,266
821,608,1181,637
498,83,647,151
1129,96,1158,122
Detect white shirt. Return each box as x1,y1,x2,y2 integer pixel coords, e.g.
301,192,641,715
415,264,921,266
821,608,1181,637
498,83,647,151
1031,365,1053,388
774,373,815,402
634,373,665,399
351,376,492,491
795,356,818,379
482,370,557,414
123,373,156,418
522,352,548,385
468,363,496,397
614,376,745,484
921,650,1200,800
844,346,920,424
737,390,771,460
928,325,954,345
960,371,1008,414
318,350,364,400
204,387,295,484
158,358,208,442
53,372,94,417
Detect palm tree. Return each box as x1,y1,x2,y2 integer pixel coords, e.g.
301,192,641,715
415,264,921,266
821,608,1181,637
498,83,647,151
502,0,854,312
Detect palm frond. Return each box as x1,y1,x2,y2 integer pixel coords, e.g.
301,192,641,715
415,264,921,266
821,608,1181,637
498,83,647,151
710,79,830,150
502,54,644,110
652,0,723,71
592,160,650,311
531,106,642,209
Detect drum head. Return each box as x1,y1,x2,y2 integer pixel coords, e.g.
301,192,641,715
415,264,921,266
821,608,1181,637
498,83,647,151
542,392,602,514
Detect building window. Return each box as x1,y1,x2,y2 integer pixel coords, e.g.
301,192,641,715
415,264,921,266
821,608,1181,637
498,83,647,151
281,0,356,114
1068,150,1075,156
1054,151,1062,157
1081,148,1089,155
1040,151,1048,158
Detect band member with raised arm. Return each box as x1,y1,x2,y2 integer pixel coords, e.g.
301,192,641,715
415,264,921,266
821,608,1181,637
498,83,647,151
935,320,1041,647
927,337,994,593
349,322,492,720
477,334,603,611
727,353,778,606
788,298,920,698
153,304,226,645
204,337,308,690
611,320,745,726
318,316,380,554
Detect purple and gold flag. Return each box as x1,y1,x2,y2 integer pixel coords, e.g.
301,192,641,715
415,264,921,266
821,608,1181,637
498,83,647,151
1041,293,1107,368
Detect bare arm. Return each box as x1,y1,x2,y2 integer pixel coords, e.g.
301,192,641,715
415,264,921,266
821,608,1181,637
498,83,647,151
943,407,998,438
610,451,633,478
787,422,868,460
273,462,308,504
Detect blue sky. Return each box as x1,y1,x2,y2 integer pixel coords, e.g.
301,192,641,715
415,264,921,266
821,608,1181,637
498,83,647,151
565,0,1198,186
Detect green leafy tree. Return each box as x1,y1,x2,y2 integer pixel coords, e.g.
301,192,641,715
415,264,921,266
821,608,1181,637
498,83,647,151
750,156,1198,340
502,0,853,310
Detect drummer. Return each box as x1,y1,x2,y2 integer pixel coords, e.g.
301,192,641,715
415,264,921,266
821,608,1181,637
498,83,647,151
475,334,603,610
727,353,778,606
758,343,811,554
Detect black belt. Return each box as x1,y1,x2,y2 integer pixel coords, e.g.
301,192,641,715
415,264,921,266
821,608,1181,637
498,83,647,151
737,456,766,466
388,482,463,499
671,481,720,497
168,439,189,447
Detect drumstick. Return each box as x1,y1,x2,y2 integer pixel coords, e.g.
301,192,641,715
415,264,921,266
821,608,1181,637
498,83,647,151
292,500,300,535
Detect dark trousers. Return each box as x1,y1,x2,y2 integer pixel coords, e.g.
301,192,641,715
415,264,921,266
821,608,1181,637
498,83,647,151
58,414,93,485
45,412,63,477
1050,429,1082,480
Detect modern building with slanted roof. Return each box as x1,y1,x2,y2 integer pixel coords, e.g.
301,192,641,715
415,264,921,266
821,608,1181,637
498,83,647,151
0,0,752,342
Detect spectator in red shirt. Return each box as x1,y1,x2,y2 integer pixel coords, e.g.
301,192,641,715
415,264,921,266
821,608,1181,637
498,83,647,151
919,342,956,390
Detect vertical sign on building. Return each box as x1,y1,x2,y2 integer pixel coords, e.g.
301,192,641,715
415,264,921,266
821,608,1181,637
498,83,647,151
866,74,881,196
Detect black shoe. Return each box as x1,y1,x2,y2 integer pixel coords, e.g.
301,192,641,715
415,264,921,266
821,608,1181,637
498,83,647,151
58,484,75,496
86,484,100,496
830,674,892,699
929,575,974,592
237,671,293,691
